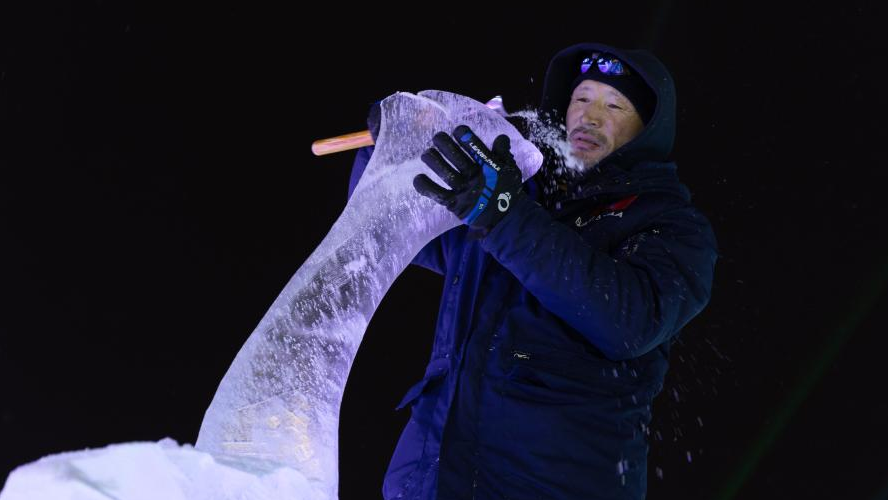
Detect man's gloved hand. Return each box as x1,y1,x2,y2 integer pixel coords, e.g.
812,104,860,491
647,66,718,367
414,125,525,232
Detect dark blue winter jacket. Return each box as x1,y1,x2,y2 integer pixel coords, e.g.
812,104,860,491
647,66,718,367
347,42,718,500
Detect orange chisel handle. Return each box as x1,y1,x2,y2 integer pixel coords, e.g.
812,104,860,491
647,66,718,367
311,130,375,156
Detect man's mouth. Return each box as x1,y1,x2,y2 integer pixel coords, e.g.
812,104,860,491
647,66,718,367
570,132,603,151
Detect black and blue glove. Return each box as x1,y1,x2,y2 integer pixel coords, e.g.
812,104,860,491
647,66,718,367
413,125,525,232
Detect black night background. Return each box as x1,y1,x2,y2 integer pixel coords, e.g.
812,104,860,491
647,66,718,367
1,2,887,499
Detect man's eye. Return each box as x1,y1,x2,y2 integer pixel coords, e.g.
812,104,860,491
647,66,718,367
608,103,623,110
575,97,589,103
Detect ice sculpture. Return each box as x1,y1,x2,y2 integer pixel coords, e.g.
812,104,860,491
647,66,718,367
0,439,327,500
0,90,543,500
194,90,543,497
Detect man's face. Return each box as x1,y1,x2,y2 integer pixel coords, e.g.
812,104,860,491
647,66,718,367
565,80,646,170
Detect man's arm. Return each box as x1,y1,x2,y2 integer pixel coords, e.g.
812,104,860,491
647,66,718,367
479,195,718,361
347,146,447,276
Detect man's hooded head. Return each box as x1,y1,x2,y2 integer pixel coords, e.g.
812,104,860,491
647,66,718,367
569,51,656,126
539,43,676,177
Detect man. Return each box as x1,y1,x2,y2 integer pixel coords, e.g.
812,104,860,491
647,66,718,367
347,42,718,500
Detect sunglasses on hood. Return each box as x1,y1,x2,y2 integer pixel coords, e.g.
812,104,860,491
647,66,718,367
580,52,631,76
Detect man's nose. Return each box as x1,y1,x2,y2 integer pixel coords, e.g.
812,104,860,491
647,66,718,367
580,107,604,127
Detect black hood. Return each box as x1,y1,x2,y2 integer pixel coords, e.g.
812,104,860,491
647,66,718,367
531,42,690,207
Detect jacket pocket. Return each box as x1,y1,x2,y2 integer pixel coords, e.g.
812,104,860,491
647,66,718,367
504,341,647,399
395,357,450,411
